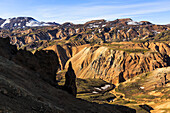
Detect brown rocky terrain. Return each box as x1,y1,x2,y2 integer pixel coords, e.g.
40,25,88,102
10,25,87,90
0,37,136,113
65,41,170,85
0,17,170,113
0,18,169,50
113,67,170,113
44,44,91,69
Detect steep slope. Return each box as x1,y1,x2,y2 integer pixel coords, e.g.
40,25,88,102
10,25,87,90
0,37,136,113
66,42,170,84
44,44,91,69
0,56,136,113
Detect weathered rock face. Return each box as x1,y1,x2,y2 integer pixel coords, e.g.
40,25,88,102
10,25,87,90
13,50,59,85
0,37,60,85
0,37,17,59
64,62,77,97
65,42,170,85
34,50,59,85
45,45,71,70
44,44,91,70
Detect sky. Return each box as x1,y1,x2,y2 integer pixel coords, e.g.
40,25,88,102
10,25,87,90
0,0,170,24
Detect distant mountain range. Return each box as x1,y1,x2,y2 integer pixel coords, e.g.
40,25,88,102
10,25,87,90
0,17,169,30
0,17,59,29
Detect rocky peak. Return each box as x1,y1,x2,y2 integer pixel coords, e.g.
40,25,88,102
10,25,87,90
118,18,133,22
0,37,60,86
139,21,152,25
0,17,59,29
85,19,106,25
62,22,74,27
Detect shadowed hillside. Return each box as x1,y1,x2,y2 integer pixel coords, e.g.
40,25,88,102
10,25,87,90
0,37,136,113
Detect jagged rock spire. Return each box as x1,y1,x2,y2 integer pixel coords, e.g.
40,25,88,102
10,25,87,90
64,62,77,97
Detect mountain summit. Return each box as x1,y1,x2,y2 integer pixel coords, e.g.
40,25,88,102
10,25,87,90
0,17,59,29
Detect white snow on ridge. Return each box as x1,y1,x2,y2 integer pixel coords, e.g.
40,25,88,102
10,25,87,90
1,18,11,28
75,29,79,33
14,23,17,27
102,24,106,27
26,19,50,27
127,21,139,25
88,24,99,28
26,19,41,26
152,30,161,34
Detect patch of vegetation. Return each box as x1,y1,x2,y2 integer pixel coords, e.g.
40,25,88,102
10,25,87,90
160,108,170,111
89,38,103,46
113,98,135,104
123,49,149,53
134,94,157,99
155,87,170,99
37,46,44,51
107,44,123,47
108,47,149,53
58,76,116,103
132,38,149,43
77,92,116,103
154,30,170,42
128,105,148,113
115,73,150,99
85,30,93,34
48,40,56,46
76,78,111,93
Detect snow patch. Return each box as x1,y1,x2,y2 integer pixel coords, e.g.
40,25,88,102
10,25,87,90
152,30,160,34
14,23,17,27
140,87,145,89
75,29,79,33
94,87,102,91
98,29,102,33
127,21,139,25
92,91,98,94
101,85,111,90
88,24,99,28
26,19,50,27
102,24,106,27
1,18,10,28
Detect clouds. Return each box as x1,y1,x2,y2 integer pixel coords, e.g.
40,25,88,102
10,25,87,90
0,0,170,24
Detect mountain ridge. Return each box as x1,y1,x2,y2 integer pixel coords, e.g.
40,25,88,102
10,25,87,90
0,17,59,29
1,16,167,30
